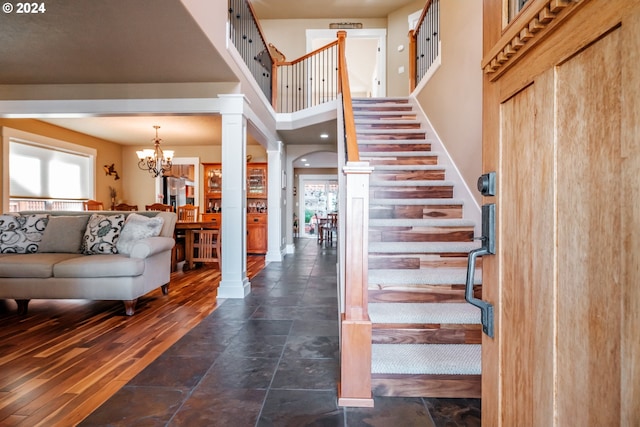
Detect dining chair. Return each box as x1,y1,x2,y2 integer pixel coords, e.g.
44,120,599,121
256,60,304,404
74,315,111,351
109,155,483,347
83,200,104,211
114,203,138,211
177,204,199,222
322,213,338,246
189,228,221,270
145,203,174,212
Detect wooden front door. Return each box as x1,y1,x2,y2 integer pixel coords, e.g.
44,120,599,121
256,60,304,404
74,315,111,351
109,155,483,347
481,0,640,425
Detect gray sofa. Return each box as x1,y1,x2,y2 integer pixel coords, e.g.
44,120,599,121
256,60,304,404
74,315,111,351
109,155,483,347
0,210,176,316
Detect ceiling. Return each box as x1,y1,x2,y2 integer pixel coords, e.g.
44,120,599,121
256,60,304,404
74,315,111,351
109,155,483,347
0,0,417,167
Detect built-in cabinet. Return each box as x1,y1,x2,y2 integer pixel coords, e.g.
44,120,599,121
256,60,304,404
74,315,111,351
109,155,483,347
201,162,267,254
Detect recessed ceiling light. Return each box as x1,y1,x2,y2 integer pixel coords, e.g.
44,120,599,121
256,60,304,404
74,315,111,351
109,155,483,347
301,158,307,162
305,163,310,167
320,133,329,138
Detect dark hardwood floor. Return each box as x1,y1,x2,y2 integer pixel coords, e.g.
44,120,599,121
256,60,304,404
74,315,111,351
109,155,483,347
0,257,265,427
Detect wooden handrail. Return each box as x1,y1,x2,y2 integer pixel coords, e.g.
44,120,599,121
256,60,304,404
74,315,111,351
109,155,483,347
336,31,359,162
409,0,438,92
278,40,340,67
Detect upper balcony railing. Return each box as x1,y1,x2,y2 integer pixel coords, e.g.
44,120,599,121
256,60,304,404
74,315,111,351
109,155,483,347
228,0,274,104
409,0,440,91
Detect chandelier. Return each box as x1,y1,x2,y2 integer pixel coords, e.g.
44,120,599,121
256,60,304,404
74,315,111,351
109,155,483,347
136,125,174,178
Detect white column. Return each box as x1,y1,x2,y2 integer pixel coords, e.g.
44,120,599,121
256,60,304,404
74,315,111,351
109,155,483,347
218,94,250,298
266,141,284,262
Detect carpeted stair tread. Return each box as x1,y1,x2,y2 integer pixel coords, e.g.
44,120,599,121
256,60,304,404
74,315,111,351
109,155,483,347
370,180,455,187
369,268,481,286
370,198,464,206
369,303,481,324
358,139,433,145
372,344,481,375
369,241,480,253
361,151,441,157
369,218,475,227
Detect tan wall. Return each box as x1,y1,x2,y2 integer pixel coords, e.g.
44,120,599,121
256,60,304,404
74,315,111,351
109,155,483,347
414,0,483,203
0,118,266,212
0,119,123,210
387,0,426,97
260,18,387,60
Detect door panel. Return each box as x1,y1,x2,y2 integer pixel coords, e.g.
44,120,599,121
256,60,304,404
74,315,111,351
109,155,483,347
500,71,555,427
556,28,622,426
483,1,639,425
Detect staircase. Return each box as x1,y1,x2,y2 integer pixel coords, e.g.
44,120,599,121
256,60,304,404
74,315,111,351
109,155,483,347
352,97,482,398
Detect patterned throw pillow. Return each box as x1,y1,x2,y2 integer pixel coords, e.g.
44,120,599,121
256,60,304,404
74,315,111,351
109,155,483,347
81,214,125,255
116,213,164,255
0,213,49,254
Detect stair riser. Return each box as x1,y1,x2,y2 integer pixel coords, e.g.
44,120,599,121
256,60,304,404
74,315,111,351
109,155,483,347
353,98,410,104
370,204,463,219
369,286,483,303
369,254,472,270
372,325,481,345
357,133,426,140
371,187,454,199
369,228,474,243
359,143,432,152
372,375,481,398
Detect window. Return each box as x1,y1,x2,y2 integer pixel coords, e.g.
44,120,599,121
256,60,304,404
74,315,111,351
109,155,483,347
2,127,96,212
508,0,530,23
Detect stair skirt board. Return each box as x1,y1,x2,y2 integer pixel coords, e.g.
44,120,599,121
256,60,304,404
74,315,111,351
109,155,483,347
371,374,481,399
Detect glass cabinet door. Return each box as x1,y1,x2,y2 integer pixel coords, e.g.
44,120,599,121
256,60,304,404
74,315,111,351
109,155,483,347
205,164,222,196
247,164,267,198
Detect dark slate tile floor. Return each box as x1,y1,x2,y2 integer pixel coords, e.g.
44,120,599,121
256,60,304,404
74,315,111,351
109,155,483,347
80,238,480,427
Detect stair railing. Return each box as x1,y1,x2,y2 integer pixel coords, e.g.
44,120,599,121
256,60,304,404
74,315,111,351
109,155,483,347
273,40,340,113
409,0,440,91
335,31,374,407
228,0,275,104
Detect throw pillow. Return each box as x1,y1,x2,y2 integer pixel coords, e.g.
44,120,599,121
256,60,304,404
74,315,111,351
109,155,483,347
0,213,49,253
81,214,125,255
38,215,90,253
116,213,164,255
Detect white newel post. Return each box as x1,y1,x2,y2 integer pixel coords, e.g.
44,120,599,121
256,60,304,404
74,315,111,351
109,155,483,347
218,94,250,298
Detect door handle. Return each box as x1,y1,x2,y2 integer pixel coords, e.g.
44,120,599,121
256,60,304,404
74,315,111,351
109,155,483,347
465,203,495,338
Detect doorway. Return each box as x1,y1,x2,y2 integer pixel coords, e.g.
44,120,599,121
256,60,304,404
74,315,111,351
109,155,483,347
299,177,338,238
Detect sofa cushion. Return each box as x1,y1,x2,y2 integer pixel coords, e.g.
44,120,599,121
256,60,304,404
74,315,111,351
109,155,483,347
0,253,80,278
38,215,90,253
116,213,164,256
81,214,125,255
53,254,145,278
0,213,49,254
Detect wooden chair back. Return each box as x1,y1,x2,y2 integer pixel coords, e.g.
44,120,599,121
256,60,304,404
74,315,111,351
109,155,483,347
145,203,174,212
177,204,199,222
83,200,104,211
190,229,221,269
114,203,138,211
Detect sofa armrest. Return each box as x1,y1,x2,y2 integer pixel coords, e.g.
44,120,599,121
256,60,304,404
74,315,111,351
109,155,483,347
129,236,175,259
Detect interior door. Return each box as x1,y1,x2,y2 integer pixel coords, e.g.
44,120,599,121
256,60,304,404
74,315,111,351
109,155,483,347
481,1,640,425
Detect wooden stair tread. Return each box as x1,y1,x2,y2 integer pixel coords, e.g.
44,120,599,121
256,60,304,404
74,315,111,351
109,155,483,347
370,198,464,205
